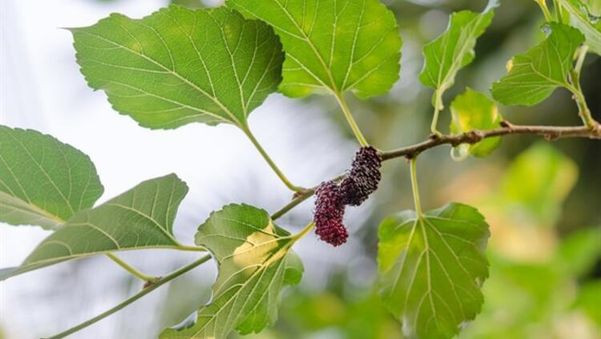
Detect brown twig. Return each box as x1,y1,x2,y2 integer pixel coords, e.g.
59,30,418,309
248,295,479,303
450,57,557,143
270,122,601,220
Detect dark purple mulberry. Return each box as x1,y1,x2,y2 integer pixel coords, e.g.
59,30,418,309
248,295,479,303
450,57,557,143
314,180,348,246
340,146,382,206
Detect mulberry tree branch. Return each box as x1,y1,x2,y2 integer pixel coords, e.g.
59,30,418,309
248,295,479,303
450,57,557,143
380,121,601,160
271,121,601,220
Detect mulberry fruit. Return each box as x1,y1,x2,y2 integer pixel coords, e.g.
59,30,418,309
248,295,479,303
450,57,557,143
312,147,382,247
314,180,348,246
340,146,382,206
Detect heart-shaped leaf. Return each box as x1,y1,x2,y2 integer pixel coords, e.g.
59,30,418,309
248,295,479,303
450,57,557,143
227,0,402,99
491,23,584,106
72,6,284,129
0,126,103,230
1,174,189,281
378,203,490,339
161,204,303,338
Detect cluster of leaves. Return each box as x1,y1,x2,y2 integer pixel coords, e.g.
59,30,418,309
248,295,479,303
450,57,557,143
1,0,601,338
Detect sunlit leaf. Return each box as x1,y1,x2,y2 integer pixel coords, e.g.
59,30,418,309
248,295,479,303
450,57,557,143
450,88,502,158
378,203,490,339
557,0,601,55
0,174,188,281
491,23,584,106
0,126,103,230
227,0,402,98
419,1,496,97
72,6,283,129
161,204,303,338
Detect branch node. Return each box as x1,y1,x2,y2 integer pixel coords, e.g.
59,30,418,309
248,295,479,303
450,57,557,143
590,122,601,136
468,131,484,143
143,277,162,289
429,133,441,140
499,120,513,129
292,188,311,199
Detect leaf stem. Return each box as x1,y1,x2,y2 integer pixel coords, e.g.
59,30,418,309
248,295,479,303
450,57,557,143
44,254,212,339
409,157,423,217
291,222,315,242
106,253,159,283
430,90,444,136
568,46,598,128
334,92,369,146
552,0,564,22
536,0,553,22
175,245,207,252
574,45,588,74
241,124,304,192
270,173,346,221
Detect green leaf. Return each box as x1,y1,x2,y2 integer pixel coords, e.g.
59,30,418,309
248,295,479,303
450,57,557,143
450,88,502,158
419,2,496,96
378,203,490,339
0,126,103,230
72,6,283,129
227,0,402,98
0,174,188,281
161,204,303,338
491,23,584,106
557,0,601,55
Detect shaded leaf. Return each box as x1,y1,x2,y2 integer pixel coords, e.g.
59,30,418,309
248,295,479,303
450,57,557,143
491,23,584,106
450,88,502,158
378,203,490,339
558,0,601,55
161,204,303,338
72,6,283,129
0,126,103,230
228,0,402,98
419,2,496,95
0,174,188,281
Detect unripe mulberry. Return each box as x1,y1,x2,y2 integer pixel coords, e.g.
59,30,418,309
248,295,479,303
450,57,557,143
340,146,382,206
313,180,348,246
